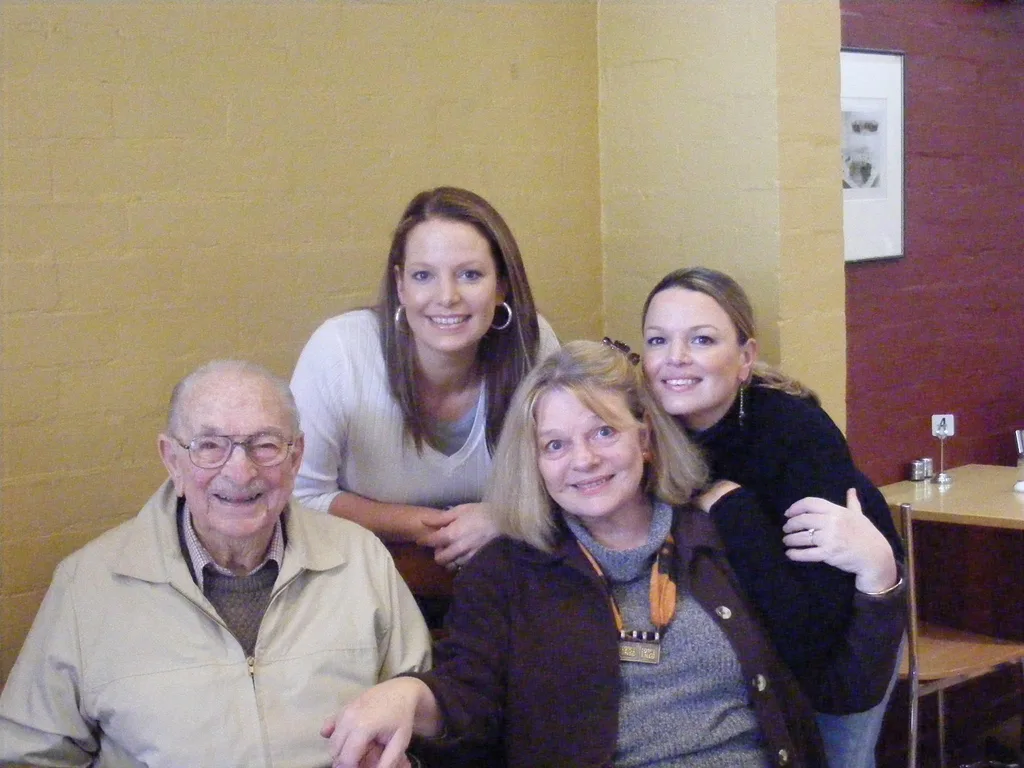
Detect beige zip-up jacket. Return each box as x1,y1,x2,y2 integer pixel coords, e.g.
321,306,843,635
0,480,431,768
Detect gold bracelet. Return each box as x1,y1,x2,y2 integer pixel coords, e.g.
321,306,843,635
860,576,903,597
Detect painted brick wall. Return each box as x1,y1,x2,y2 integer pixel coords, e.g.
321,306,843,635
0,2,601,682
842,0,1024,485
599,1,847,424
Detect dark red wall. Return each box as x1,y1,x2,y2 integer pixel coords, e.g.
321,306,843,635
842,0,1024,485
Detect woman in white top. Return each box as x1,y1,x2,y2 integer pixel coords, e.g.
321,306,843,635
291,188,558,601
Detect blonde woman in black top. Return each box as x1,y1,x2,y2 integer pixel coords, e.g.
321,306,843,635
642,267,904,768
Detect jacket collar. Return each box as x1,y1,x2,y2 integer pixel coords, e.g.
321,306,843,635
275,501,348,581
112,480,197,588
670,502,728,559
112,479,347,589
495,517,600,587
527,503,725,617
546,501,728,567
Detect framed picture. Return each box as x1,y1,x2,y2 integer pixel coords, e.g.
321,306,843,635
840,48,905,262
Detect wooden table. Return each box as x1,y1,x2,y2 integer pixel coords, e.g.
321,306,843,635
881,463,1024,530
881,464,1024,640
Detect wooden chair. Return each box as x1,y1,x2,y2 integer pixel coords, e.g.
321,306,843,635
895,502,1024,768
387,542,454,642
387,542,455,599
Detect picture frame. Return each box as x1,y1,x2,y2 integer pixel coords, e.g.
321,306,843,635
840,48,905,262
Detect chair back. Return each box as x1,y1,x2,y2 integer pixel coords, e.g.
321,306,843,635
895,501,1024,768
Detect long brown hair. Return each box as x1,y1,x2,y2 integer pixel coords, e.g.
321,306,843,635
378,187,542,451
642,267,818,402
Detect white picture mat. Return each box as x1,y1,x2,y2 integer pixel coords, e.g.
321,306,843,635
841,50,904,262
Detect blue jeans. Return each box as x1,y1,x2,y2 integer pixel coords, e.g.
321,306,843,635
815,654,901,768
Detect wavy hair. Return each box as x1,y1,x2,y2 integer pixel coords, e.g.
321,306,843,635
486,340,707,552
377,187,542,452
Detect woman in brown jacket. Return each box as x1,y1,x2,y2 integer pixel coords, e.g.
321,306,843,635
322,341,901,768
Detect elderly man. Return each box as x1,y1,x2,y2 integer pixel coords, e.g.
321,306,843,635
0,360,430,767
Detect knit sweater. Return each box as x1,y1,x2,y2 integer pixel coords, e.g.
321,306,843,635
693,382,902,558
692,381,904,712
205,565,278,657
565,506,768,767
414,497,826,768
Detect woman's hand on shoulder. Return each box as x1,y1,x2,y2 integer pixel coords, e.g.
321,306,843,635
782,488,898,593
418,502,499,570
694,480,743,513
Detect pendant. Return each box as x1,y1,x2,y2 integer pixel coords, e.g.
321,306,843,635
618,630,661,664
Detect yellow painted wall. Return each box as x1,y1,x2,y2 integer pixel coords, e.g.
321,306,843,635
776,1,845,426
599,0,845,424
0,1,601,682
0,0,847,688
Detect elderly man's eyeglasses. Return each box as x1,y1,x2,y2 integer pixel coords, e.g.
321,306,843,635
175,432,294,470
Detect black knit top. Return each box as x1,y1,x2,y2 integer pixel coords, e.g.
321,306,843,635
691,380,904,712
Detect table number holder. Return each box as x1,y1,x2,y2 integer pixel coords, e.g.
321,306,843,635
932,423,953,485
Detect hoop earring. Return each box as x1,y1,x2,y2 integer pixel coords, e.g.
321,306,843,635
394,305,406,332
490,302,513,331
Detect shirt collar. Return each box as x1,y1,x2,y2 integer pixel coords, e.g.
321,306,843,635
180,503,285,590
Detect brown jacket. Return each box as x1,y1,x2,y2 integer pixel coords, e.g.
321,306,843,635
414,503,827,768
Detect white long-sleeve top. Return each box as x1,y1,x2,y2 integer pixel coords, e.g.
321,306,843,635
290,309,558,513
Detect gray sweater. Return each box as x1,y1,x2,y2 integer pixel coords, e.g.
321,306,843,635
565,503,770,767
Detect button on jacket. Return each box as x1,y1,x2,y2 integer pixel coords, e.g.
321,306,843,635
415,502,827,768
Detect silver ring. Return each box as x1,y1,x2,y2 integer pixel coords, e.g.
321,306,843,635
808,528,816,545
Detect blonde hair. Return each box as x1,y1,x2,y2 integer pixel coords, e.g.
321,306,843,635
486,340,707,552
642,267,818,402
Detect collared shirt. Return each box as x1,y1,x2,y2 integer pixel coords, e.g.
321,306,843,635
180,503,285,590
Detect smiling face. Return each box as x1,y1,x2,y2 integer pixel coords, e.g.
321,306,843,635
396,218,506,367
534,386,650,546
158,370,303,558
642,287,757,431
